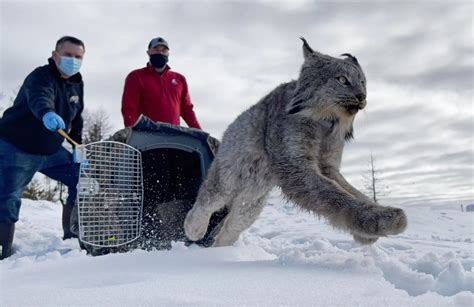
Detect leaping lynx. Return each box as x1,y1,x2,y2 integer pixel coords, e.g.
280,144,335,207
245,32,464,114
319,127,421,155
184,38,407,247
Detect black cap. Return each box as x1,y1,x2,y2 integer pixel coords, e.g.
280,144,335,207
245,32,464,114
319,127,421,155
148,37,169,50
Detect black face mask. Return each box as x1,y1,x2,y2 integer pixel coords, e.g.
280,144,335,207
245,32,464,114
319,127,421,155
150,54,168,69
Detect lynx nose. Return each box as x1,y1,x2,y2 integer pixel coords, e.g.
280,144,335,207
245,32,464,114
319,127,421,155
355,93,366,103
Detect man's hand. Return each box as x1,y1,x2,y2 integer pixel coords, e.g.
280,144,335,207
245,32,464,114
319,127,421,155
42,112,66,131
73,146,88,168
72,148,82,163
73,149,89,169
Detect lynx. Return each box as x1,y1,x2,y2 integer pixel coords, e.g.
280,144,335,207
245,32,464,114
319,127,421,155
184,38,407,247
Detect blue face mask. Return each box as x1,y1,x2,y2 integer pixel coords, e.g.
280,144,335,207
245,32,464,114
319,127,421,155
57,56,82,77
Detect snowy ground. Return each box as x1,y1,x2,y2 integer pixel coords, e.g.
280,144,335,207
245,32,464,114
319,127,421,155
1,191,473,306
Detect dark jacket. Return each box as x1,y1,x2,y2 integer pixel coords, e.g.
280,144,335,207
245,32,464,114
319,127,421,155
0,58,84,154
121,64,201,129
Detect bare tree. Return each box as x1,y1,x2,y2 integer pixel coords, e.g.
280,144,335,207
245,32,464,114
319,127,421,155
9,89,17,105
82,108,112,143
362,154,390,203
0,89,19,117
0,92,4,115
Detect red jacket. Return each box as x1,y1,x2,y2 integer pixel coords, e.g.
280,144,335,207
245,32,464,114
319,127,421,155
121,64,201,129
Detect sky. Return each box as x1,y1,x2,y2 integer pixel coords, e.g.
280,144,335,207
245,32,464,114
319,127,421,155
0,0,473,207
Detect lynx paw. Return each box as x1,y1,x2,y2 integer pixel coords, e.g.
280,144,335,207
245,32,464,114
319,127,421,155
211,218,242,247
212,232,239,247
351,205,407,238
184,207,211,241
352,233,378,245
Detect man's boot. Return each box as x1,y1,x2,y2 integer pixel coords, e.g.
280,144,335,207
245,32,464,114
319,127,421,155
0,222,15,260
62,203,78,240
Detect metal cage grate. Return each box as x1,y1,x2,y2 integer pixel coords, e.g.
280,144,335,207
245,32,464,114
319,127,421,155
77,141,143,247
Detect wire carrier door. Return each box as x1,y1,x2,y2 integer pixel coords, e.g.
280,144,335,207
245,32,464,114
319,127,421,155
77,141,143,247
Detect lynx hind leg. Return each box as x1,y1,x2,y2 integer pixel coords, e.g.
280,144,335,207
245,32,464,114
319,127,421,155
212,194,268,247
184,166,230,241
348,205,408,243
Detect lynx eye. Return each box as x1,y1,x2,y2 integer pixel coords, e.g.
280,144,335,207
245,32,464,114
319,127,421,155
337,76,348,85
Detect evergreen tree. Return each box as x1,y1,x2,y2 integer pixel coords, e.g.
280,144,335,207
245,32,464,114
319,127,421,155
42,177,58,201
22,179,47,200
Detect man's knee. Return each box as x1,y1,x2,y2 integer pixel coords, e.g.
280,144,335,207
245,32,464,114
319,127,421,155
63,163,80,187
0,199,21,224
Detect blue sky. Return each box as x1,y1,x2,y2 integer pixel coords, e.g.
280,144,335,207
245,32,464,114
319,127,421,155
1,0,473,206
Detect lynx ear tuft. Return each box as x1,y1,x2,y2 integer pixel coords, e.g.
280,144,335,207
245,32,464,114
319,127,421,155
300,37,328,63
300,37,314,52
341,53,360,67
300,36,314,60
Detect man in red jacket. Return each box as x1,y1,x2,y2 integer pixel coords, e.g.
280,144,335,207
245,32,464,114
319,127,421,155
121,37,202,129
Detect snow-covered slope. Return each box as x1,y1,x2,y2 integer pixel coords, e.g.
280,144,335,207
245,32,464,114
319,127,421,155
1,192,473,306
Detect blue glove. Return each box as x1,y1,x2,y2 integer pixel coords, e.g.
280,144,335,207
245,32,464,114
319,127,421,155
42,112,66,131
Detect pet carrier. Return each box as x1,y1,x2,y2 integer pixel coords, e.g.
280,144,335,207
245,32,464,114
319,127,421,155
75,116,226,256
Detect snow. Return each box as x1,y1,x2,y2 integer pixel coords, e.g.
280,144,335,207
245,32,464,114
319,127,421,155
1,192,473,306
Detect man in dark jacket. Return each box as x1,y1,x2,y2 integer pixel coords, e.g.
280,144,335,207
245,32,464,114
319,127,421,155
0,36,85,259
121,37,202,129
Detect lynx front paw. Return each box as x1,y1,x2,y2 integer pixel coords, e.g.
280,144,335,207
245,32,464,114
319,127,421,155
352,233,378,245
351,205,407,238
184,208,211,241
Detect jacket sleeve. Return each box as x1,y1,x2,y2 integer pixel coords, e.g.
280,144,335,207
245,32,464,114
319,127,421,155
180,77,202,130
24,69,56,120
69,101,84,145
121,72,141,127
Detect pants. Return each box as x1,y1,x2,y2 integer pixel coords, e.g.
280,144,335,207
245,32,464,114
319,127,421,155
0,138,79,223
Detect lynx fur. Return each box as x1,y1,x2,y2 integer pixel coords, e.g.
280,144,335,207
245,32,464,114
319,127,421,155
184,38,407,247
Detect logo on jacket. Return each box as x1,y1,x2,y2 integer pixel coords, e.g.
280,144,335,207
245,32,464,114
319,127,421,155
171,79,178,85
69,96,79,104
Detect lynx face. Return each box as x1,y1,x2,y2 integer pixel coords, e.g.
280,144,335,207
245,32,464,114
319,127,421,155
286,39,367,126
